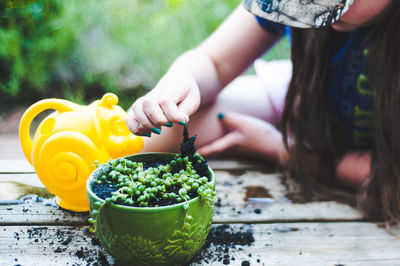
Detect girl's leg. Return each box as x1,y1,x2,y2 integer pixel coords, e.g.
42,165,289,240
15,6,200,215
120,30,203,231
141,60,292,153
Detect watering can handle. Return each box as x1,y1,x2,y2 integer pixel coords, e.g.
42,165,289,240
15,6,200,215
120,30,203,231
19,99,79,165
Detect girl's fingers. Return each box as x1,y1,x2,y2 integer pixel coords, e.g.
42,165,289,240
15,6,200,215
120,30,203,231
160,100,188,124
197,131,241,156
131,99,159,130
177,89,200,123
219,111,272,135
125,111,151,136
218,111,248,130
142,98,169,126
127,78,200,132
134,124,152,137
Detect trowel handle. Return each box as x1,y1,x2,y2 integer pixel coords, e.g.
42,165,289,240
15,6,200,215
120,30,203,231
19,99,79,165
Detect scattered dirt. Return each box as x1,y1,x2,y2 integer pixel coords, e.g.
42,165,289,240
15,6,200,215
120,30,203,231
12,226,111,265
269,226,299,233
8,195,97,265
10,204,259,265
254,208,262,214
189,224,255,265
74,246,110,266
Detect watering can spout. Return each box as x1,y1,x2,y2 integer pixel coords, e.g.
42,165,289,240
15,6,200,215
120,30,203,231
19,93,143,212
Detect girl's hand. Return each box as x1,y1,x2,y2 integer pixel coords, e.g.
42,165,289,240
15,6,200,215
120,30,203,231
125,5,281,137
197,111,286,163
125,71,201,136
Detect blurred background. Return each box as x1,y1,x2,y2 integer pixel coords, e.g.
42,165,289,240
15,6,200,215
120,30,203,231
0,0,289,158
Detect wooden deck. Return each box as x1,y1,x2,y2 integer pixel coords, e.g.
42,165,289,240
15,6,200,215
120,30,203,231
1,158,399,265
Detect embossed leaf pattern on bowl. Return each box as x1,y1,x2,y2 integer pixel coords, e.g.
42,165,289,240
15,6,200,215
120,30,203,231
110,235,166,265
164,215,209,264
99,213,212,265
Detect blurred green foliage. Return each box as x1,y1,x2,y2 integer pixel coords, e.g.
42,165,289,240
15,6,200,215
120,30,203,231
0,0,289,111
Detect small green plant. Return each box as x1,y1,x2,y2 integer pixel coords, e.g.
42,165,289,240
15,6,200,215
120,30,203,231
92,153,215,208
88,125,216,236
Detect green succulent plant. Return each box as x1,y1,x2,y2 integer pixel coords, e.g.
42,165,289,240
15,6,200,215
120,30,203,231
92,152,215,209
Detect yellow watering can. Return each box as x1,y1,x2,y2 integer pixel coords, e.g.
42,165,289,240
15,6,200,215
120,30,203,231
19,93,143,212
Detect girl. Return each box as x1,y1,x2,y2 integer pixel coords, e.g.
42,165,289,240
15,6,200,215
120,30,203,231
125,0,400,224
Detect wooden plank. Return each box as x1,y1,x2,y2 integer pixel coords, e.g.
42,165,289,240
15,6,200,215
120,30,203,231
1,223,399,265
0,196,89,225
0,170,362,225
0,173,45,188
0,159,34,173
191,222,400,265
213,170,363,223
207,158,276,171
0,225,114,265
0,158,271,174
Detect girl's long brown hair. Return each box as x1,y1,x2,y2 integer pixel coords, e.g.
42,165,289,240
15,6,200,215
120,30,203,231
281,1,400,224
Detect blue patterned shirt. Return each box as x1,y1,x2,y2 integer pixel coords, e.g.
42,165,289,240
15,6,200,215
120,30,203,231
256,16,374,149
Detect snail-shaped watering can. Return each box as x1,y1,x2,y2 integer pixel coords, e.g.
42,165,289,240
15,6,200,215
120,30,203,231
19,93,143,212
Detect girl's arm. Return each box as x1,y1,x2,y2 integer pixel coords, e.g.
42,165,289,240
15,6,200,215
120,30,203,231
126,5,281,134
195,5,281,105
335,151,371,187
279,147,371,188
266,128,371,186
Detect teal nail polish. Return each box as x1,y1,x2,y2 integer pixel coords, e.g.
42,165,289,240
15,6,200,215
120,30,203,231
151,127,161,134
137,132,151,137
178,121,186,125
218,113,224,120
164,122,173,127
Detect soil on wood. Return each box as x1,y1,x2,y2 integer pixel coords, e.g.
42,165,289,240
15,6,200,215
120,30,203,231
11,226,111,265
189,224,256,265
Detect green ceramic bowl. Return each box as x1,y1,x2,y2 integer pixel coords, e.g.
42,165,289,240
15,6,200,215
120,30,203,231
86,153,215,266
